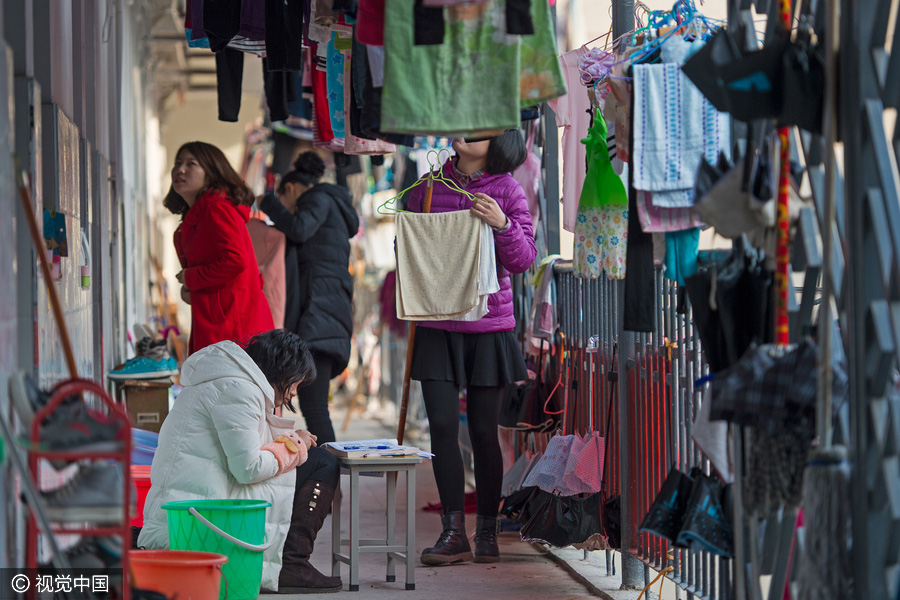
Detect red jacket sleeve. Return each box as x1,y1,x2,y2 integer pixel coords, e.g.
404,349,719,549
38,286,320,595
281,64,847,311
182,203,248,291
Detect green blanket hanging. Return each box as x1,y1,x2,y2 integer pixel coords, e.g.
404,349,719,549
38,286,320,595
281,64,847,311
382,0,521,136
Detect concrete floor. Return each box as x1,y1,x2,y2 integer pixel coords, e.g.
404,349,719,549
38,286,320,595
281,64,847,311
263,397,601,599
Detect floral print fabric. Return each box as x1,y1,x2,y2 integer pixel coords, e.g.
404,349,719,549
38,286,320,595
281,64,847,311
519,0,566,107
574,204,628,280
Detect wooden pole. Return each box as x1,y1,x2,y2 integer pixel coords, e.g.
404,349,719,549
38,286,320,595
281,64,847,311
15,159,79,378
397,177,433,445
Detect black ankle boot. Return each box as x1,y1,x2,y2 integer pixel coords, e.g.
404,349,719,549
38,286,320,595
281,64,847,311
277,480,342,594
420,511,473,565
473,515,499,563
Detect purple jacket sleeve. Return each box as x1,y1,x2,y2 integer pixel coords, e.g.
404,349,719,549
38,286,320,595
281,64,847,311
493,183,536,274
408,181,425,213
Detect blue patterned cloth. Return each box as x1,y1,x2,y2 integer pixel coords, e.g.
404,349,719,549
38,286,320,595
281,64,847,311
632,63,730,208
326,32,346,139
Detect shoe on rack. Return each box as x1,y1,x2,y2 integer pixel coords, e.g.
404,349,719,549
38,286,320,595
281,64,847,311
108,337,179,381
8,371,79,430
39,401,127,453
39,535,123,570
42,463,125,524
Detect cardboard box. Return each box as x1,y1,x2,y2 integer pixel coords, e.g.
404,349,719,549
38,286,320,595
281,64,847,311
122,380,170,433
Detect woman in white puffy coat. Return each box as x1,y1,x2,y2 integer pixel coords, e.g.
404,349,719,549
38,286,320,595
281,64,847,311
137,330,343,594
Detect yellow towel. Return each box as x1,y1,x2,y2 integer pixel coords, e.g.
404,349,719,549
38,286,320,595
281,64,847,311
396,210,482,321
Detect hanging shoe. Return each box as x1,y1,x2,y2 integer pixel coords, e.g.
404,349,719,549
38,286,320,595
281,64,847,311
420,511,472,565
473,515,500,563
108,338,178,381
276,479,342,594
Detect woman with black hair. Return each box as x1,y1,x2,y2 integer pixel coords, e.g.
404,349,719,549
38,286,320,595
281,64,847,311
408,130,537,565
258,152,360,445
165,141,274,354
139,330,342,594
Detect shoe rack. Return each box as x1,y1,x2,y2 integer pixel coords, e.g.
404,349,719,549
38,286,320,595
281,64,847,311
24,378,132,600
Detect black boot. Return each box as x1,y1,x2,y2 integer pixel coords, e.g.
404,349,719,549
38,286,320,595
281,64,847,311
420,511,473,566
473,515,500,563
277,479,342,594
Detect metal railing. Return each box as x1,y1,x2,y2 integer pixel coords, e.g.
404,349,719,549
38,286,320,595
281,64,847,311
555,264,731,600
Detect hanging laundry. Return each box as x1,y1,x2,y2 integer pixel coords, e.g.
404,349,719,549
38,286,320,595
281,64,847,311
453,220,500,322
381,0,521,136
547,47,591,233
635,190,704,232
414,0,445,46
248,219,287,330
215,50,291,122
574,111,628,280
519,0,567,108
342,49,396,155
422,0,491,5
395,210,490,321
506,0,534,34
265,0,305,71
326,33,347,140
349,37,416,147
356,0,385,46
664,227,700,286
632,62,730,207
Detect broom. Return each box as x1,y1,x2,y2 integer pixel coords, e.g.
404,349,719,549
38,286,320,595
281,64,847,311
796,0,851,597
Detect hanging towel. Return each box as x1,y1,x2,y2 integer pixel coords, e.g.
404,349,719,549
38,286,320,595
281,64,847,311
395,210,482,320
381,0,521,136
518,0,567,107
636,190,705,232
632,63,730,201
454,220,500,321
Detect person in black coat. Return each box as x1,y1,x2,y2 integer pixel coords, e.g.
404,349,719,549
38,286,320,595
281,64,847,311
259,152,360,445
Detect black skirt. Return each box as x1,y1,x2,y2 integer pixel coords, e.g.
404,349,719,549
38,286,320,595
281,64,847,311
410,327,528,387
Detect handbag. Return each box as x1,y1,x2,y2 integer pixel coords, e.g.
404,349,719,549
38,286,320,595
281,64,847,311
674,471,734,557
519,490,605,547
638,466,695,542
683,236,774,373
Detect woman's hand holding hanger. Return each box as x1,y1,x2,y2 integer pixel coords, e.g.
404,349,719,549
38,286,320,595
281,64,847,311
470,193,510,232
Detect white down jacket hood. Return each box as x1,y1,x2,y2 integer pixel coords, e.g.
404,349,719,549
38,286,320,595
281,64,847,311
137,340,300,591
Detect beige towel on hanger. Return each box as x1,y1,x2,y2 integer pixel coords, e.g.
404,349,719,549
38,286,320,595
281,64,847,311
396,210,484,321
454,219,499,321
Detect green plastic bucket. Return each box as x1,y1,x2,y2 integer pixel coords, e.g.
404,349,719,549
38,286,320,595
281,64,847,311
163,499,272,600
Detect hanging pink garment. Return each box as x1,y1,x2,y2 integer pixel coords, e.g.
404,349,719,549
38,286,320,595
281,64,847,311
547,47,591,233
356,0,385,46
247,218,286,329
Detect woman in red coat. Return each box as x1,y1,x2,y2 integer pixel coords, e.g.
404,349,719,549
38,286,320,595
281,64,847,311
164,141,274,354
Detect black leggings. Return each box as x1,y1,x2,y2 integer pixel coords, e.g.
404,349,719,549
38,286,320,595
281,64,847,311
297,354,337,446
421,381,504,516
295,446,340,490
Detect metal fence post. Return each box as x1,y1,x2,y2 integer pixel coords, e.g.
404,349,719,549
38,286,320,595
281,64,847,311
617,282,643,589
612,0,642,590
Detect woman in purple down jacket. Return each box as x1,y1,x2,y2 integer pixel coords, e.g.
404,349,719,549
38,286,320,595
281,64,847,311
409,131,536,566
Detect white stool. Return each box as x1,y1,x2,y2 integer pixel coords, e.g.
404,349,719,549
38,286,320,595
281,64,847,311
331,455,422,592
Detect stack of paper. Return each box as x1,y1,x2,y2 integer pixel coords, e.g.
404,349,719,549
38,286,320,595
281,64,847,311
325,439,420,459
